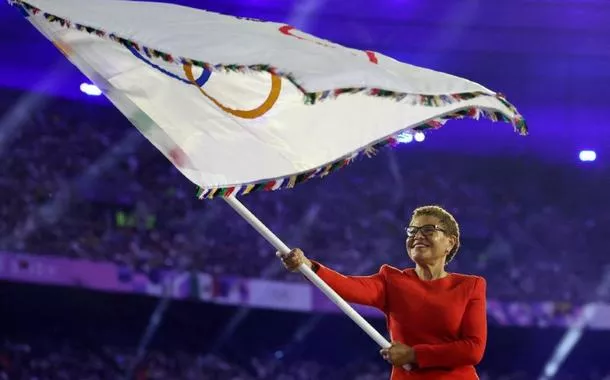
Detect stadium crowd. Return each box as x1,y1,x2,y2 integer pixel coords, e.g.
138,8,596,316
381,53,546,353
1,91,608,304
1,341,609,380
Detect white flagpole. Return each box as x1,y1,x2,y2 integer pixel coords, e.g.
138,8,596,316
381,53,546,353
224,196,412,371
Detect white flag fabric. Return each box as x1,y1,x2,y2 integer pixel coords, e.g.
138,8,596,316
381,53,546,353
12,0,527,198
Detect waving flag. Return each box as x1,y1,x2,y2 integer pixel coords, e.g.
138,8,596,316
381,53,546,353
13,0,530,364
10,0,526,199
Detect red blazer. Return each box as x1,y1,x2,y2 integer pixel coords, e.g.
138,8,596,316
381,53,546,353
313,262,487,380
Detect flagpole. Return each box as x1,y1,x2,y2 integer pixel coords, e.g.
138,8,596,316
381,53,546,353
223,195,412,370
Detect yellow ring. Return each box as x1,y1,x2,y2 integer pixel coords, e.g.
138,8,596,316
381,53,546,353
183,64,281,119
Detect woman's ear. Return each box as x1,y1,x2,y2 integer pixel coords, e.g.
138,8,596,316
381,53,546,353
447,235,457,253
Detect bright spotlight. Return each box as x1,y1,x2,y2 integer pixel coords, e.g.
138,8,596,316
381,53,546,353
414,132,425,142
579,150,596,162
80,83,102,96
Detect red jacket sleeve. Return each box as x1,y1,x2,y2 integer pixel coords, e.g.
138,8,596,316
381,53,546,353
312,261,387,311
413,277,487,369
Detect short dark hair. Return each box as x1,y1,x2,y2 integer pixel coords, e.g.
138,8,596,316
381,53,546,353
410,205,461,263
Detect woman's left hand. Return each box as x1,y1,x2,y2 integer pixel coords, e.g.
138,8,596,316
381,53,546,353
380,341,416,367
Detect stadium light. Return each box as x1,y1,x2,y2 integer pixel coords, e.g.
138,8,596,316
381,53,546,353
80,83,102,96
579,150,596,162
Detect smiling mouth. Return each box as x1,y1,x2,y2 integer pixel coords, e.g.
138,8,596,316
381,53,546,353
412,244,429,249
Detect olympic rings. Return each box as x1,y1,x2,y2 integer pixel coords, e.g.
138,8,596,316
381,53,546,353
279,25,333,48
279,25,379,64
126,45,211,87
126,45,280,119
183,64,282,120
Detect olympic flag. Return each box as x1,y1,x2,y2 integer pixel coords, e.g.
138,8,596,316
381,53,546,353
10,0,526,199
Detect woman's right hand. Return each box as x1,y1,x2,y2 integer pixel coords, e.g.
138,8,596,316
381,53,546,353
279,248,312,272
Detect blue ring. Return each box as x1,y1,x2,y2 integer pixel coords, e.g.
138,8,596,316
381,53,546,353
126,45,211,87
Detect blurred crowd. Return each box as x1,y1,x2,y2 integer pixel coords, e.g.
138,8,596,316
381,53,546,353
1,342,609,380
2,278,609,380
1,90,609,303
0,344,610,380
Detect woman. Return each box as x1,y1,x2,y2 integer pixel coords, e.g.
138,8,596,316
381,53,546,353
280,205,487,380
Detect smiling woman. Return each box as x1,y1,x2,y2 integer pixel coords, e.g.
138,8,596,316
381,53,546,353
406,206,461,268
280,205,487,380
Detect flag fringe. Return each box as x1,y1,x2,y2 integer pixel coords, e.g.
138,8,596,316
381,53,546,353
196,107,525,199
13,0,527,135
